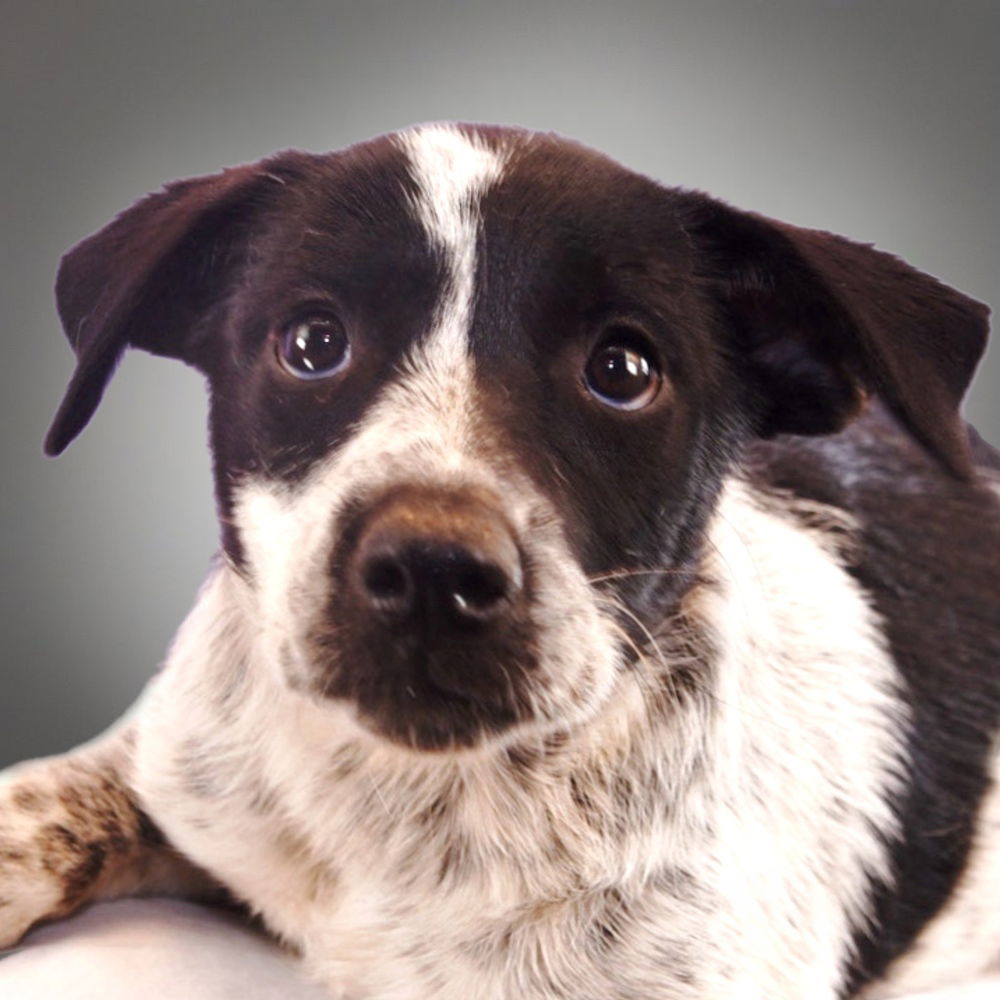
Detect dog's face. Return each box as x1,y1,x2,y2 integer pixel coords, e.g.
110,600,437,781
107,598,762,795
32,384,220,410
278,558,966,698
205,126,749,752
45,124,987,751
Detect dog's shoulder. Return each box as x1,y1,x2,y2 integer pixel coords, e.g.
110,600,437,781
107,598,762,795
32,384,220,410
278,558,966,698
744,402,1000,990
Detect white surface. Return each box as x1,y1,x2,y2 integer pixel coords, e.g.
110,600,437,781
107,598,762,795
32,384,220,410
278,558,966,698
0,898,328,999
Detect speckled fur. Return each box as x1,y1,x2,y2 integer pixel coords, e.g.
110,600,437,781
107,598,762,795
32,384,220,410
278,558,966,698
118,478,912,1000
0,733,217,944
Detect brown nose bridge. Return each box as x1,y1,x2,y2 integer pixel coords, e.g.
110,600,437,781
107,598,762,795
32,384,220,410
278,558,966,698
367,485,517,558
342,482,525,628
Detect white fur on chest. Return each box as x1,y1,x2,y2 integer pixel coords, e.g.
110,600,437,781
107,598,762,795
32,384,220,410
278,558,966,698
131,480,909,999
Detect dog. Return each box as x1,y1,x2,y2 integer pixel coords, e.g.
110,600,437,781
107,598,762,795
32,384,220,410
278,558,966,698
1,123,998,999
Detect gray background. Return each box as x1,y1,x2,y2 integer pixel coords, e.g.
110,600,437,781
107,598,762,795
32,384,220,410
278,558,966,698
2,0,997,768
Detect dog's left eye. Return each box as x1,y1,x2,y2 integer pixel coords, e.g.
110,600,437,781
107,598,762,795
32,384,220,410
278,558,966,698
277,315,351,379
583,331,662,410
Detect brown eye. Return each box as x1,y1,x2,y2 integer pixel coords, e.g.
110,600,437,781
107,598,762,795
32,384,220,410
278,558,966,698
278,315,350,379
584,332,661,410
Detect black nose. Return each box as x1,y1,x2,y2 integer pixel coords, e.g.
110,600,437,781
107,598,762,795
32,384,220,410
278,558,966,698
347,488,523,630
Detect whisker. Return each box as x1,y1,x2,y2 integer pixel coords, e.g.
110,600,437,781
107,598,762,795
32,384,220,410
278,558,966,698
367,774,395,820
593,592,736,716
587,567,689,585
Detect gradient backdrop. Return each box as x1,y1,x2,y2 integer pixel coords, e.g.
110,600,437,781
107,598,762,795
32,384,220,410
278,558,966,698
2,1,998,767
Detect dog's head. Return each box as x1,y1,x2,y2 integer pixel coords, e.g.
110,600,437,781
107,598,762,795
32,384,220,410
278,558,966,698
46,124,989,751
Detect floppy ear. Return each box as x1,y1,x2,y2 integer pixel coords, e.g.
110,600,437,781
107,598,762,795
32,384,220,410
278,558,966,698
680,196,990,478
45,161,285,456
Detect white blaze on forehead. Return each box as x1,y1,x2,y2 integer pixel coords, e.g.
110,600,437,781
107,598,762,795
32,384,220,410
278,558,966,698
396,124,508,364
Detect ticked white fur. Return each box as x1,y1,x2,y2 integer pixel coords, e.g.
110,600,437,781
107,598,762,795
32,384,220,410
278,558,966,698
131,475,909,999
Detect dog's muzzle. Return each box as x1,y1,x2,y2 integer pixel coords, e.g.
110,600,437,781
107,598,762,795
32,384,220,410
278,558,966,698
319,485,539,749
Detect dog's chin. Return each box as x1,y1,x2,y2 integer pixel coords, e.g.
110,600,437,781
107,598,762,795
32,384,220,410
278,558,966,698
301,639,541,753
355,689,524,753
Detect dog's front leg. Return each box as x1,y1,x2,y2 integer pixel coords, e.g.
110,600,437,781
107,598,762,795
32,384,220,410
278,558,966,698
0,727,218,948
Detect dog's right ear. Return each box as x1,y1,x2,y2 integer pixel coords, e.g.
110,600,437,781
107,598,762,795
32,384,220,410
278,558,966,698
677,193,989,478
45,161,289,456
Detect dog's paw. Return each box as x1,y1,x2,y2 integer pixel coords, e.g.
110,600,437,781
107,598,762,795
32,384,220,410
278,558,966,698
0,777,75,947
1,742,228,951
0,756,139,948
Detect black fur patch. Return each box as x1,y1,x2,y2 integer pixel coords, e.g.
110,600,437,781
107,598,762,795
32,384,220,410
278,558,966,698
203,138,446,562
471,135,751,632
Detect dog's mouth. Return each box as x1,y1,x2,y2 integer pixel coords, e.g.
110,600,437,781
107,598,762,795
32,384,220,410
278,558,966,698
309,625,540,750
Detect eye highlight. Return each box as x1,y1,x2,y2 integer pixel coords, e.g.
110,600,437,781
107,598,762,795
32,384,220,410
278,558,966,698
277,314,350,379
583,329,662,410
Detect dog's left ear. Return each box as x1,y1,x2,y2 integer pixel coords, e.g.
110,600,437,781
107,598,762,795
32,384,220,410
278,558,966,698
45,160,289,456
680,196,990,478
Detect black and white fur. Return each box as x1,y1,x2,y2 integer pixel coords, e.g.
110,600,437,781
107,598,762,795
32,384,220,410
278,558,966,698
1,124,998,999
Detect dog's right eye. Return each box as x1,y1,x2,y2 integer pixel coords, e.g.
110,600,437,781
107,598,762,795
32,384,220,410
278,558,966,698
583,328,662,411
277,315,351,379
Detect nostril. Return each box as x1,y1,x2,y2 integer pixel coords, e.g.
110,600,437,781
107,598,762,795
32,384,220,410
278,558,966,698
451,561,510,617
362,555,412,610
356,545,518,625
